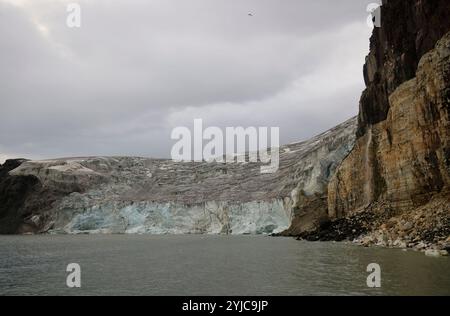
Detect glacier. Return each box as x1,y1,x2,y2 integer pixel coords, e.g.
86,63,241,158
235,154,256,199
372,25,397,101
6,117,357,235
53,200,291,235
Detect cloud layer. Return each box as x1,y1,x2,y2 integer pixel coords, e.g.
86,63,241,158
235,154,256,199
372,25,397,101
0,0,373,162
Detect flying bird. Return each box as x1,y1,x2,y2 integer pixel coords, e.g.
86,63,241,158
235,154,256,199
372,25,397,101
248,13,254,16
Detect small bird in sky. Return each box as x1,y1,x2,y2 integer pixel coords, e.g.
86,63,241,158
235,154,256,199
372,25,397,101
248,13,254,17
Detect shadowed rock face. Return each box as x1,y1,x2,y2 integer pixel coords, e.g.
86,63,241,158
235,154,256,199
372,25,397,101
0,160,40,234
1,118,357,235
357,0,450,137
0,159,80,234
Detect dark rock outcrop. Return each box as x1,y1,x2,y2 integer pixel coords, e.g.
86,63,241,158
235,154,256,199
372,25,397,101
0,159,39,234
357,0,450,137
0,159,71,234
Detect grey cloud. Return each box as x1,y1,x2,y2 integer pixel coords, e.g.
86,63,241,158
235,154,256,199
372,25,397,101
0,0,374,160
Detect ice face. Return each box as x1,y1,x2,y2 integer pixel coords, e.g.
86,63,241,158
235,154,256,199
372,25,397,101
59,200,291,235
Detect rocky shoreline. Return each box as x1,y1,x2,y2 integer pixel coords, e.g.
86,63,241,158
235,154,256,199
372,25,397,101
282,195,450,257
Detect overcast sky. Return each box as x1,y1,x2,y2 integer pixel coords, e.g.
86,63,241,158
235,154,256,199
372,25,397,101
0,0,375,163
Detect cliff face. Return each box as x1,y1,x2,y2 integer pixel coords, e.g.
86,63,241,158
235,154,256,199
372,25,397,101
358,0,450,137
0,160,38,234
0,159,81,234
0,118,356,235
281,0,450,238
306,2,450,252
329,32,450,217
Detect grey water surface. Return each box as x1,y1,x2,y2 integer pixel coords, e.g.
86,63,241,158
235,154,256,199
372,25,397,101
0,235,449,296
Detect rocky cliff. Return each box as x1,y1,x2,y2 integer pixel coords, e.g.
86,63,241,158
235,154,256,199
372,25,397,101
358,0,450,136
0,118,357,235
0,159,40,234
300,0,450,253
330,34,450,216
323,31,450,250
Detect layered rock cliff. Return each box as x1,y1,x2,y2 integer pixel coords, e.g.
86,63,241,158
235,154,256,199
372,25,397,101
323,31,450,250
0,118,357,235
330,34,450,216
358,0,450,136
299,0,450,253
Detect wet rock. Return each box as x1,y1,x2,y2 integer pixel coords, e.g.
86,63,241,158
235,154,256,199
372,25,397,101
393,239,407,249
425,249,443,257
415,242,428,251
